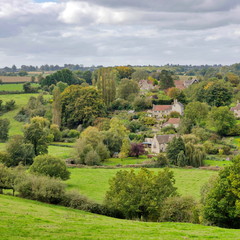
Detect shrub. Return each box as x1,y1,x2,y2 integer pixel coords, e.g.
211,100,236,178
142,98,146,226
0,152,12,167
29,155,70,180
159,196,199,223
50,124,62,142
16,174,65,204
154,153,168,167
85,150,101,166
0,118,10,142
68,129,80,138
104,168,177,221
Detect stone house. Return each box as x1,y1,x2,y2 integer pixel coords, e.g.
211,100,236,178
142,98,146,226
151,134,176,153
184,79,199,88
151,99,184,119
139,80,155,91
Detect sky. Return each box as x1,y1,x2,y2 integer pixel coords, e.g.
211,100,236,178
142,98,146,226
0,0,240,67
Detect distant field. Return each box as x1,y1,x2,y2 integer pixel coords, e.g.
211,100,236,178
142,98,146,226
2,195,240,240
204,160,232,167
0,93,51,136
0,76,32,83
48,145,73,159
105,155,150,166
66,168,216,203
0,83,40,91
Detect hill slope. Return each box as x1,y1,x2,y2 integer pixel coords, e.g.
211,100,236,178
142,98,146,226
1,195,240,240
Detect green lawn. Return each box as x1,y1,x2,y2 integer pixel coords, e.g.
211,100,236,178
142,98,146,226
204,160,232,167
0,83,40,92
66,168,216,203
104,155,150,166
48,145,73,159
0,93,51,136
1,195,240,240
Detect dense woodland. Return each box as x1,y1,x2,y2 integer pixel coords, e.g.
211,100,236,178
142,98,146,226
2,63,240,229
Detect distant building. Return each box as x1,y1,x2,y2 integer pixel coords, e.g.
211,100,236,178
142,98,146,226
139,80,155,91
231,103,240,118
184,79,199,88
151,134,176,153
151,99,184,119
162,118,181,128
174,80,185,90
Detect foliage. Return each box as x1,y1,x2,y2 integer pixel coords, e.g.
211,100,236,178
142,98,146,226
159,70,175,90
96,68,118,105
0,118,10,142
52,86,62,127
117,78,140,101
118,138,131,159
85,150,101,166
115,66,135,79
29,154,70,180
159,196,199,223
40,69,81,87
207,106,236,136
154,153,169,167
131,69,149,81
184,101,209,126
50,124,62,142
24,116,53,156
202,156,240,228
166,137,185,165
61,85,105,128
6,135,35,166
104,168,177,221
129,143,145,158
133,96,152,111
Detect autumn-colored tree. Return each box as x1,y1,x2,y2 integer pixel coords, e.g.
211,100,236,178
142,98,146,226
115,66,135,79
129,143,145,158
61,85,105,128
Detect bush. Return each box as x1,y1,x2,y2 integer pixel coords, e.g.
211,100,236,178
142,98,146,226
29,155,70,180
0,118,10,142
0,152,12,167
50,124,62,142
104,168,177,221
85,150,101,166
17,174,65,204
159,196,199,223
67,129,80,138
154,153,168,167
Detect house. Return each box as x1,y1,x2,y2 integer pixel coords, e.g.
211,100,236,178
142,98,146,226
230,103,240,118
162,118,181,128
139,80,155,91
184,79,199,88
174,80,185,90
151,99,184,118
143,138,153,152
151,134,176,153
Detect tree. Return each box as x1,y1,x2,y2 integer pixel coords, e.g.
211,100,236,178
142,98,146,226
203,156,240,228
131,70,149,81
96,68,118,106
61,85,105,128
166,137,185,165
40,69,81,87
129,143,145,158
50,124,62,142
207,106,236,136
184,101,209,126
104,168,177,221
159,70,175,90
84,150,101,166
6,135,35,166
118,138,131,159
177,150,187,167
0,118,10,142
24,117,53,156
117,78,139,101
52,86,62,127
115,66,135,79
133,96,152,111
30,154,70,180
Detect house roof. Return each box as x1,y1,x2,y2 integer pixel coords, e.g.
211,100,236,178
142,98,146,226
153,105,172,111
164,118,181,125
231,103,240,111
155,134,176,144
174,80,185,90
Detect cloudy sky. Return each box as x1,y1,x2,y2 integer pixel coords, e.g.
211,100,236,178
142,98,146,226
0,0,240,67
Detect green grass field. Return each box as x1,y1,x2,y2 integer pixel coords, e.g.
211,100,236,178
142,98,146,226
48,145,73,159
1,194,240,240
0,93,51,136
66,168,216,203
204,160,232,167
104,155,150,166
0,83,40,92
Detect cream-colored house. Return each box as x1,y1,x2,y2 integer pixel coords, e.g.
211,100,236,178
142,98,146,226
152,100,184,118
139,80,155,91
231,103,240,118
151,134,176,153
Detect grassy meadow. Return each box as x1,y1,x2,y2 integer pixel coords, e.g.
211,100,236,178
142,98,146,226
0,93,51,136
0,83,40,92
66,168,216,203
1,194,240,240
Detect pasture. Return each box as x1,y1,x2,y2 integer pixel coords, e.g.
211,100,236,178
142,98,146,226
0,93,51,136
1,194,240,240
0,83,40,92
66,168,216,203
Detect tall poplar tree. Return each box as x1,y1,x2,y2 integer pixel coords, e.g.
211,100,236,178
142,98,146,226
52,86,62,127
